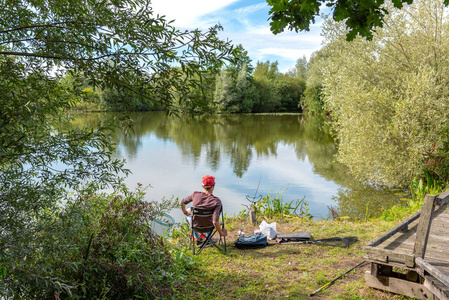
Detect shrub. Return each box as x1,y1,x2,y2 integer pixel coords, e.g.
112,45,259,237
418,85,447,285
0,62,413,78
1,186,185,299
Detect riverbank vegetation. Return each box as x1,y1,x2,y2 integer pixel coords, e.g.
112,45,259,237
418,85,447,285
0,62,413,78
177,215,395,299
65,56,308,114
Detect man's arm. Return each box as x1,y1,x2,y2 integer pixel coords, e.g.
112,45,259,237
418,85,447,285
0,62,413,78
179,195,192,216
213,221,227,237
180,202,191,216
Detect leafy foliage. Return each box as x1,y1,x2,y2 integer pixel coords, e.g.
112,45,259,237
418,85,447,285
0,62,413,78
302,48,331,115
0,0,239,112
77,189,180,299
321,0,449,185
267,0,416,40
209,60,305,113
2,185,183,299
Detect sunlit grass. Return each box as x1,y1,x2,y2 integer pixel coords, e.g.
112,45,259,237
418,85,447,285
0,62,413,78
169,214,403,299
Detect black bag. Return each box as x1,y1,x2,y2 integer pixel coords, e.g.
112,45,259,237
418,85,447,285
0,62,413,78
234,233,268,249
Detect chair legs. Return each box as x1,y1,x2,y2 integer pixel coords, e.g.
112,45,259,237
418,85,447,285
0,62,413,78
185,216,226,255
190,229,226,255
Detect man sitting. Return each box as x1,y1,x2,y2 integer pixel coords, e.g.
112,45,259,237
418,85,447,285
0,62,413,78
180,175,227,240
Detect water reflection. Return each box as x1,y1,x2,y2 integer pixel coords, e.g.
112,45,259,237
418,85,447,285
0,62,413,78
72,111,403,220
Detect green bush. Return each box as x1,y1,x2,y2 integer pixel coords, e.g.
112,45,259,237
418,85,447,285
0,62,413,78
78,193,176,298
1,186,187,299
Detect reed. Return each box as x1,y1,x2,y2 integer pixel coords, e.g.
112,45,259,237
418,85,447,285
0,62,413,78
253,188,311,219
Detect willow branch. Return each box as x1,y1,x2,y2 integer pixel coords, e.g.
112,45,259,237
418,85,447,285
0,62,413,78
0,21,97,34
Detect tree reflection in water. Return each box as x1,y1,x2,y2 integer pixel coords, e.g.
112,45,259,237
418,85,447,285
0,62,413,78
72,112,404,219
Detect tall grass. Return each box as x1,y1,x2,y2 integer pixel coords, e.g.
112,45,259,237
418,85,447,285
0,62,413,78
380,172,447,221
253,188,312,219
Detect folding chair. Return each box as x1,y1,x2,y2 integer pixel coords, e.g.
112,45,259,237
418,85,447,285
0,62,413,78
187,206,226,255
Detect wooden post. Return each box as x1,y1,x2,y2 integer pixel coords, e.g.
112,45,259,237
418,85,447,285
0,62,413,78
413,194,437,259
249,206,256,224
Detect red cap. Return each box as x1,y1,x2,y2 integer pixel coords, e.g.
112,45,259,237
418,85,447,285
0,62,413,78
202,175,215,187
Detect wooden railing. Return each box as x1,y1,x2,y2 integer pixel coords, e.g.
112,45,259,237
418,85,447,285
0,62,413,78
363,189,449,299
364,189,449,268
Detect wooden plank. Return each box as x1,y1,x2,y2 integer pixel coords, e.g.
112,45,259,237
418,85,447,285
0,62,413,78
364,245,415,267
433,201,449,214
379,223,419,247
428,227,449,240
424,256,449,265
427,265,449,283
365,272,435,299
426,234,449,246
365,253,389,264
431,219,449,233
364,256,419,271
436,189,449,206
433,214,449,224
379,235,417,250
431,212,449,230
414,195,437,258
416,257,449,287
424,275,449,300
425,246,449,259
366,211,421,247
423,253,449,265
382,238,416,250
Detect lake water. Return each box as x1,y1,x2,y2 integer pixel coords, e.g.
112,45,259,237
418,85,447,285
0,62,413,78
74,111,404,222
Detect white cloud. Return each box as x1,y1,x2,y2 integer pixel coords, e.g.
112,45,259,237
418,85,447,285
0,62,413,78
150,0,325,72
234,2,267,16
151,0,240,28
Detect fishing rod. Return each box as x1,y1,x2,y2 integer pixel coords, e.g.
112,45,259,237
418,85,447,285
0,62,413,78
309,261,367,297
246,174,262,204
239,174,262,236
276,236,358,248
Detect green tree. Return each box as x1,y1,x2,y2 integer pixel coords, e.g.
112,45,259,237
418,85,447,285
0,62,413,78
0,0,238,297
224,46,254,80
288,55,308,80
322,0,449,185
275,73,305,111
267,0,419,40
252,61,281,112
235,64,258,112
302,47,331,115
214,68,238,112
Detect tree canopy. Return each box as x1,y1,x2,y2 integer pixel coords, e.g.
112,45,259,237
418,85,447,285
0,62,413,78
0,0,240,297
266,0,435,40
1,0,240,111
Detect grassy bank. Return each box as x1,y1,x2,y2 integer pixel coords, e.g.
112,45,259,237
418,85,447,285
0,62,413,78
168,181,449,299
171,215,410,299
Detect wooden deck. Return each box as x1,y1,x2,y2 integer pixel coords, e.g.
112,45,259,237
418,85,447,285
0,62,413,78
364,190,449,299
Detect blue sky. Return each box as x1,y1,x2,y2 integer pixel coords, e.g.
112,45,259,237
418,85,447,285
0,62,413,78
151,0,325,73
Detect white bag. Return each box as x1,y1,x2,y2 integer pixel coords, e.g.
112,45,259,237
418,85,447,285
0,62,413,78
259,220,277,240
